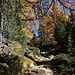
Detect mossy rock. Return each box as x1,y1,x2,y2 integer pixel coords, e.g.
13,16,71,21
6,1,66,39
10,51,35,74
1,40,36,75
28,47,40,55
24,46,41,61
20,56,35,72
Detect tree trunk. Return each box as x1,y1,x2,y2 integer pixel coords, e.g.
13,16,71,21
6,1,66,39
0,0,2,46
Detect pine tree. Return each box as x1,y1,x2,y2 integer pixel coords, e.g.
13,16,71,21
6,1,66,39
54,12,75,75
54,21,67,49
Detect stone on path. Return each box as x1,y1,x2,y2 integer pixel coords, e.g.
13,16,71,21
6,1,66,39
25,63,53,75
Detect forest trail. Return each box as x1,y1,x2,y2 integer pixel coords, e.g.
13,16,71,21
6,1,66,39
0,43,57,75
24,48,58,75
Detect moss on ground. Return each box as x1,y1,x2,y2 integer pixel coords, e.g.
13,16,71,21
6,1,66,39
0,40,36,75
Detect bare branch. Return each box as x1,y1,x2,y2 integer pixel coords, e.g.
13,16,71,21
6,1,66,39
58,0,74,11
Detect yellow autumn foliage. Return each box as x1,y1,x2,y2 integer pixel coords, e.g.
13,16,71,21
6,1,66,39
39,4,68,45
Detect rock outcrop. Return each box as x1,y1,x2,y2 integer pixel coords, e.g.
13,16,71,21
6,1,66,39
24,63,53,75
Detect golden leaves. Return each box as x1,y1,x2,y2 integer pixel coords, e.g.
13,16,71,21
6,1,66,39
39,5,68,45
22,25,33,39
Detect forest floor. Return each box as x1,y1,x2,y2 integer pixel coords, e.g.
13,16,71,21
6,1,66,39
24,48,58,75
0,43,58,75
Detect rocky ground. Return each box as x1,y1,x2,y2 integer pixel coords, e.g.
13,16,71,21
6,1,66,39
24,63,53,75
23,52,56,75
0,42,57,75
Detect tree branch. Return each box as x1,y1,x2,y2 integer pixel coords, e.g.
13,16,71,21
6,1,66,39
58,0,74,11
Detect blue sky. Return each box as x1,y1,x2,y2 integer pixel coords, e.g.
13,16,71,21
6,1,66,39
30,0,75,36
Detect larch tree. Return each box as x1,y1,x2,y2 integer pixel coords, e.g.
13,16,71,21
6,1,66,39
38,5,68,46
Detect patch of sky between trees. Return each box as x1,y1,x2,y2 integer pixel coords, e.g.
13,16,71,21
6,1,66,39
29,0,75,36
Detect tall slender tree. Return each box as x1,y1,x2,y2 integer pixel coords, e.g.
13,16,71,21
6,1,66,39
54,12,75,75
